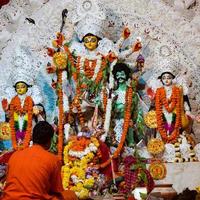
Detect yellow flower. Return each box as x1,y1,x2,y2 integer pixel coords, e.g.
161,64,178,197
196,186,200,193
91,137,99,147
53,52,67,69
76,182,84,190
85,152,94,162
84,178,95,189
79,188,89,199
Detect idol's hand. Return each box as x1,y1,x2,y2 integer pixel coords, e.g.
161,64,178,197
122,27,131,39
132,37,142,52
46,64,56,74
2,98,8,111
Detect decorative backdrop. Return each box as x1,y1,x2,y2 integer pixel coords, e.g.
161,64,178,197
0,0,199,137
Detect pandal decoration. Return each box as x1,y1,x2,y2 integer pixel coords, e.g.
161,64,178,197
62,136,101,199
149,161,167,180
144,110,157,129
147,138,165,155
155,86,182,143
9,96,33,150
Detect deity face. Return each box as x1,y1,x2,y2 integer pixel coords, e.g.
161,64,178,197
15,82,28,95
136,62,144,72
161,73,173,86
83,35,98,51
116,71,127,83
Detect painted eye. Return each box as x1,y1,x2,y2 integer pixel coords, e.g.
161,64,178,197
84,38,89,43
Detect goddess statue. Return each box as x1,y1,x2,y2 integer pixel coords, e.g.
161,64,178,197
1,46,45,151
146,61,200,162
46,0,142,156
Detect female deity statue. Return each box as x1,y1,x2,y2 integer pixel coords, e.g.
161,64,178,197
145,62,200,162
1,46,45,150
154,69,194,143
46,0,142,158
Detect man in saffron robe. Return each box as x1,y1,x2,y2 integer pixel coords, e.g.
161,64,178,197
2,121,77,200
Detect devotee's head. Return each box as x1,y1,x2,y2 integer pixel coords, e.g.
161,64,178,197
32,121,54,149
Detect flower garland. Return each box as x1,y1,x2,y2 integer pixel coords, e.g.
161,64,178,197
70,94,85,128
57,70,64,160
155,86,181,143
100,86,133,168
62,137,100,199
9,95,33,150
76,55,107,86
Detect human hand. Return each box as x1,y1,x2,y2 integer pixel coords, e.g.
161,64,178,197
33,106,40,115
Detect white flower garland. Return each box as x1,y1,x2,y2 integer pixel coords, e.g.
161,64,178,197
92,56,102,81
68,142,98,158
101,59,117,141
79,54,102,81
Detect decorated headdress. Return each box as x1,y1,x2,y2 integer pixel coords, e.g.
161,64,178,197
147,58,180,92
10,45,39,86
154,58,179,80
69,0,106,40
136,54,145,63
3,45,43,104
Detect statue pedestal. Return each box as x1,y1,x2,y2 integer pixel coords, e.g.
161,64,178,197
152,162,200,193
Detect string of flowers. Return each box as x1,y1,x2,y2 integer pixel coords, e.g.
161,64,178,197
100,85,133,168
57,70,64,160
70,92,85,128
64,45,75,67
102,87,108,121
74,55,106,85
9,96,33,150
94,58,107,84
62,137,100,199
155,86,181,143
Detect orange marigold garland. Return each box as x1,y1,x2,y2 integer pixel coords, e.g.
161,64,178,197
9,96,33,150
155,86,181,143
95,58,107,85
57,70,64,160
100,86,133,168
